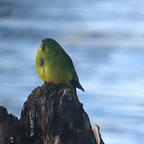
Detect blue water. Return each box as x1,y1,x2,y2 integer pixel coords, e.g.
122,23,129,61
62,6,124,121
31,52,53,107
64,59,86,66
0,0,144,143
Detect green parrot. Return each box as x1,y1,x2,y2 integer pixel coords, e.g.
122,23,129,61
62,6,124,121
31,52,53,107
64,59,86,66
36,38,84,92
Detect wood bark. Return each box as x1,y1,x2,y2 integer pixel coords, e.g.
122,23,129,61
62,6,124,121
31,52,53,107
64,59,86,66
0,83,105,144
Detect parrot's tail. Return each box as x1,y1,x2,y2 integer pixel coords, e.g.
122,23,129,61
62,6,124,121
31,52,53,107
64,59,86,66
70,80,85,92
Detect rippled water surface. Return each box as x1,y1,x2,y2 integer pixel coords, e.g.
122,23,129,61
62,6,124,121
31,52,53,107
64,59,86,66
0,0,144,144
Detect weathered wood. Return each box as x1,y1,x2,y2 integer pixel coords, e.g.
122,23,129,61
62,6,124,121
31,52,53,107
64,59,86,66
0,106,23,144
0,83,105,144
93,125,105,144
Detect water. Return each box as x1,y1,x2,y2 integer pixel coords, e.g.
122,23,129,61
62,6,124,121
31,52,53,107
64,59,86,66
0,0,144,143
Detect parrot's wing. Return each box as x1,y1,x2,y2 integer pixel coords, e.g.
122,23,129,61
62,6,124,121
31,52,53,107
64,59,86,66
60,47,79,80
60,47,74,66
60,47,85,91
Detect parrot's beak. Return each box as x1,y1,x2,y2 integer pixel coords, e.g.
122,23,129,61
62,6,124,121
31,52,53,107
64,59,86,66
42,43,45,52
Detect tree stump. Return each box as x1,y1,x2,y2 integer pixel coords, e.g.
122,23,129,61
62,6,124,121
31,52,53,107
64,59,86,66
0,106,22,144
0,83,105,144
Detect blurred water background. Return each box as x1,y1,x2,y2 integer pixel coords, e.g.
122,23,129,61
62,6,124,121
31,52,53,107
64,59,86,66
0,0,144,143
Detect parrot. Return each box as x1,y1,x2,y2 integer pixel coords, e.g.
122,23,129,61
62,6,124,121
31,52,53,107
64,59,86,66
36,38,84,92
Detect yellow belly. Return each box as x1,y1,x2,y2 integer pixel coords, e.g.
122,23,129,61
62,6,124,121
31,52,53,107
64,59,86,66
37,62,71,86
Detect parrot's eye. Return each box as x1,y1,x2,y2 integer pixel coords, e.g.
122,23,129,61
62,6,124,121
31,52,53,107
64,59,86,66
49,42,53,46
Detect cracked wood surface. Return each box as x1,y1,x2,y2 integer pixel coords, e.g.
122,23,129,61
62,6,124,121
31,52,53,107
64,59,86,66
0,83,105,144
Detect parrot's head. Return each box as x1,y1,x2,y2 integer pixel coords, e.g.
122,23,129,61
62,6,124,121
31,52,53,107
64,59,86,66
41,38,60,53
